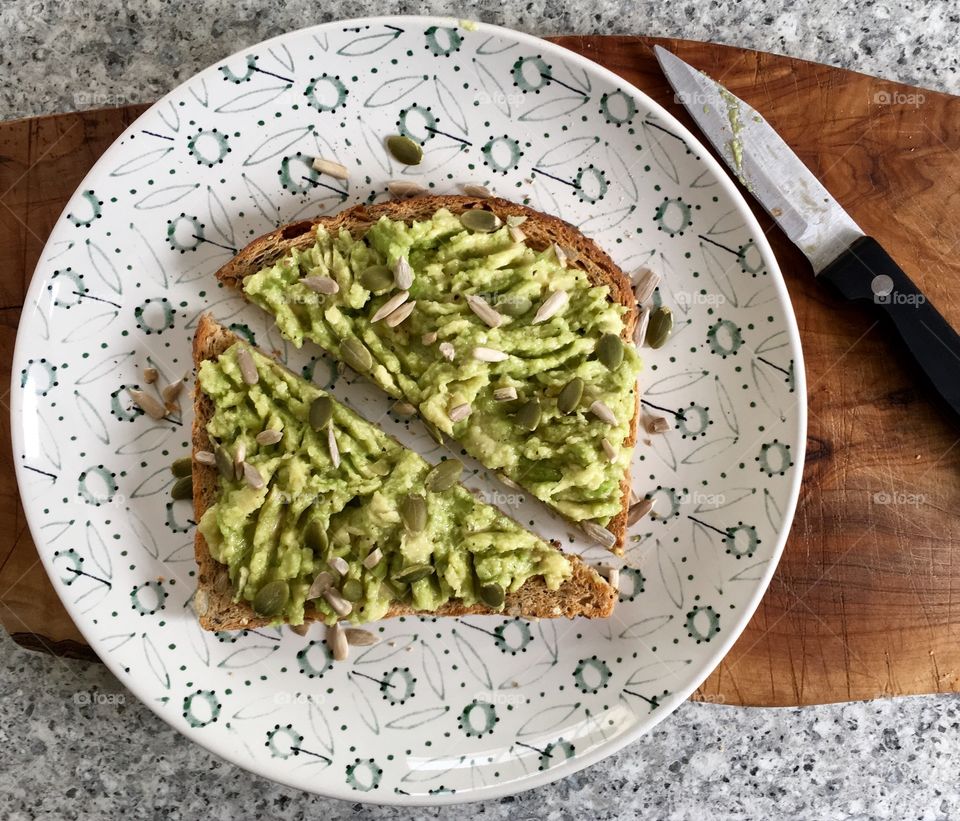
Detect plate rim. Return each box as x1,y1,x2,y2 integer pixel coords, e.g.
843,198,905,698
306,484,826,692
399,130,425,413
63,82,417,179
10,14,807,805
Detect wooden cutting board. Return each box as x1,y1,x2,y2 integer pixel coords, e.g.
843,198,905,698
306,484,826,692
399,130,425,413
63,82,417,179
2,35,959,706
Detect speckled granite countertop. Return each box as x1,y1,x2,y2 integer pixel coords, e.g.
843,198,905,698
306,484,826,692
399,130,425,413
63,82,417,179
3,1,960,818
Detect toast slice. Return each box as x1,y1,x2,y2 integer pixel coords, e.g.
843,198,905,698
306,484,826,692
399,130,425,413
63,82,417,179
191,314,616,631
215,195,641,553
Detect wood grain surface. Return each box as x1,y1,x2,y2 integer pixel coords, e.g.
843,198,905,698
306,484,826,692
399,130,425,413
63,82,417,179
2,36,959,705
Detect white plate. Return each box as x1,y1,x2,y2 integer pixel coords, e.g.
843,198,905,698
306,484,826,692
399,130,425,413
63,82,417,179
12,16,805,804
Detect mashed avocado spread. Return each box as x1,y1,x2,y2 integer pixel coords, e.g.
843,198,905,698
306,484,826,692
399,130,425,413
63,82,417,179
242,208,642,528
197,343,570,625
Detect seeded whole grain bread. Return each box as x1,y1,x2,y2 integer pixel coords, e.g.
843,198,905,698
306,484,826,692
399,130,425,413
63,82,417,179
214,195,640,553
191,313,616,631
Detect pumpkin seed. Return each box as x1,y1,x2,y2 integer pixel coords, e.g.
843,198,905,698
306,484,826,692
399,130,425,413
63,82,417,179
371,290,410,323
359,264,394,292
171,456,193,478
645,306,673,349
344,628,379,646
478,582,505,608
426,459,463,492
582,521,616,549
493,386,518,402
387,179,426,197
143,366,158,384
328,555,349,576
516,398,541,431
341,578,364,602
242,461,264,490
632,267,661,305
601,438,617,461
307,571,334,599
400,494,427,533
214,445,234,480
627,497,655,525
236,348,259,385
301,275,340,295
310,396,333,430
532,290,569,324
590,400,617,425
557,377,584,414
129,388,166,420
448,403,471,423
322,587,353,618
195,450,216,466
466,294,503,328
327,622,349,661
311,156,349,179
384,299,416,328
171,475,193,500
439,341,455,361
162,378,184,403
392,563,434,584
462,183,491,198
394,257,414,290
633,306,651,347
525,462,562,483
362,547,383,569
256,428,283,446
597,333,624,370
472,346,508,362
305,520,328,553
340,338,373,372
495,295,531,317
393,400,417,416
459,208,500,233
327,422,340,468
253,580,289,616
386,134,423,165
421,331,438,345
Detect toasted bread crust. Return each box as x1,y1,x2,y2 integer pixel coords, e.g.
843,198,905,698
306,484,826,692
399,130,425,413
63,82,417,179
214,195,639,553
191,314,616,631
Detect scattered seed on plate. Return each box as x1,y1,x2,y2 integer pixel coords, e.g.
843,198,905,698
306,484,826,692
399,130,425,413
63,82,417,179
583,521,616,549
289,623,311,637
601,438,617,461
363,547,383,569
634,306,651,347
466,294,503,328
590,400,617,425
171,455,193,478
632,267,661,305
344,628,379,647
170,476,193,501
439,341,455,361
462,183,491,198
312,157,349,179
421,330,438,345
533,290,569,324
508,225,526,243
645,306,674,349
242,461,264,490
599,565,620,590
493,386,518,402
385,299,416,328
328,555,349,576
448,403,471,423
161,378,184,403
301,275,340,295
195,450,216,466
386,134,422,165
460,208,501,233
307,571,334,599
371,290,410,323
627,497,656,525
327,622,349,661
387,179,426,197
327,422,341,468
323,588,353,618
236,348,259,385
393,400,417,416
394,257,414,290
472,346,509,362
143,367,158,384
645,414,672,434
129,388,166,420
256,428,283,446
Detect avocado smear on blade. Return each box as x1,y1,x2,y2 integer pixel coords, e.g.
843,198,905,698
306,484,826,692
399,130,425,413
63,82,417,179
197,343,571,625
242,208,642,527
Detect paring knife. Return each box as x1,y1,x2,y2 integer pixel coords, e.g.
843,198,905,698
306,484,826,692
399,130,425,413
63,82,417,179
654,46,960,418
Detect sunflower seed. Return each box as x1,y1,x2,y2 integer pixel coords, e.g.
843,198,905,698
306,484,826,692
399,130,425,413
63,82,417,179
448,403,471,423
439,341,455,361
143,367,158,384
466,294,503,328
508,225,526,243
393,400,417,416
235,348,259,385
505,214,527,227
129,388,166,419
426,459,463,492
472,346,508,362
387,179,427,197
312,157,349,179
289,623,311,637
597,333,625,370
460,209,500,233
323,588,353,619
195,450,216,466
327,622,349,661
557,377,584,414
400,495,428,533
171,476,193,500
344,628,379,647
601,438,617,461
552,243,568,268
646,306,674,349
161,378,185,403
386,134,423,165
340,338,373,373
327,422,340,468
493,386,518,402
583,521,616,549
328,555,349,576
371,290,410,323
516,398,541,431
421,331,438,345
362,547,383,569
632,267,661,305
590,400,617,425
307,571,334,599
384,299,416,328
301,275,340,295
234,442,246,479
256,428,283,446
394,257,414,289
633,306,651,347
242,461,264,490
462,183,491,198
645,414,672,434
533,290,568,324
627,497,655,525
359,264,394,292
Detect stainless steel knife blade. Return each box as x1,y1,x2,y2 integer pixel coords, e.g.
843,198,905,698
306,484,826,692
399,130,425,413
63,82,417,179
653,45,864,273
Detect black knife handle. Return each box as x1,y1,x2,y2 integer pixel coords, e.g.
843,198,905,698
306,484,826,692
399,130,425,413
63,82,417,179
818,235,960,418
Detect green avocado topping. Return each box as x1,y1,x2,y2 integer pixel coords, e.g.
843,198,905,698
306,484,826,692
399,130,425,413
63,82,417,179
242,208,642,527
197,343,571,625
